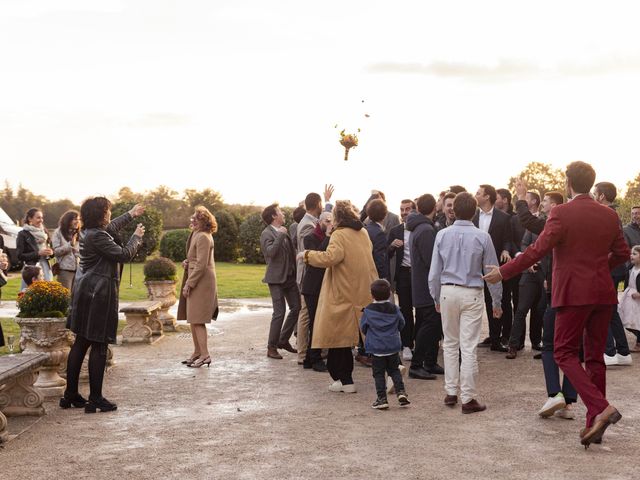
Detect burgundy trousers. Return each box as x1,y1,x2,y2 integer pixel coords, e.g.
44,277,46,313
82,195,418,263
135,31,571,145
553,304,612,427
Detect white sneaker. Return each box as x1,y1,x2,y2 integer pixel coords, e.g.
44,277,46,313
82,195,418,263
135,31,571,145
329,380,343,392
402,347,413,361
554,405,575,420
538,393,566,418
616,353,633,366
341,383,357,393
604,354,619,366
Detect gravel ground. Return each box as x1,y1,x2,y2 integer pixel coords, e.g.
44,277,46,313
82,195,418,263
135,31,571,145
2,304,638,480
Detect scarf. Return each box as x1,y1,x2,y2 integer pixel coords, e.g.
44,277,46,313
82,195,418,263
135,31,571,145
23,224,48,247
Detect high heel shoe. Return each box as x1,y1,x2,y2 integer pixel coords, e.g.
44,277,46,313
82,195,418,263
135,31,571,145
188,356,211,368
181,354,200,366
85,396,118,413
59,392,88,409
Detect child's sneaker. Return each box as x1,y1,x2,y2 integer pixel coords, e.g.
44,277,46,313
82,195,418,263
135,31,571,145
397,391,411,406
371,397,389,410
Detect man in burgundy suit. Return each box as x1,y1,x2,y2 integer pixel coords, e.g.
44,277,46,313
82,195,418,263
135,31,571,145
484,161,629,448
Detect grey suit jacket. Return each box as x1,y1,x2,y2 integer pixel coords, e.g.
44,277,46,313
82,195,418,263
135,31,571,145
260,225,296,284
296,213,317,285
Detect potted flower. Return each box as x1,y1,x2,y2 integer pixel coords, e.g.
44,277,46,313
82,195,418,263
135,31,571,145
16,280,73,397
143,256,178,331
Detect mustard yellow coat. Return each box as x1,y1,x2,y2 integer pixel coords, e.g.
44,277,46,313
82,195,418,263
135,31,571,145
306,226,378,349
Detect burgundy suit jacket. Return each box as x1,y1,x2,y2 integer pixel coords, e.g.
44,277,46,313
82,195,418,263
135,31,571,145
500,195,630,308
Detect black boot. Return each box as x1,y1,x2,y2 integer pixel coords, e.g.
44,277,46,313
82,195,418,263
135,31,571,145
59,392,88,409
85,396,118,413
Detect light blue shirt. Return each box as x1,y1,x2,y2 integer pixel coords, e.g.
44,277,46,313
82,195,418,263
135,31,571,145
428,220,502,308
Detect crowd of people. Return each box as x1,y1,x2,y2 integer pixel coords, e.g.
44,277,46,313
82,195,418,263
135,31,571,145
1,160,638,449
258,161,637,448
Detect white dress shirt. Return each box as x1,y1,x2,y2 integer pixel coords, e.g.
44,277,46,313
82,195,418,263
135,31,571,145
478,208,494,233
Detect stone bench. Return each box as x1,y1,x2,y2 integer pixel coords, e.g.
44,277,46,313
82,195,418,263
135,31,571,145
120,301,163,344
0,352,48,443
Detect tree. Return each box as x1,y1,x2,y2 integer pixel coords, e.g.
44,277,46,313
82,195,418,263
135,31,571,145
238,213,266,264
115,186,144,204
508,162,566,197
213,210,239,262
45,199,80,229
183,188,224,212
143,186,183,229
111,202,164,262
625,172,640,200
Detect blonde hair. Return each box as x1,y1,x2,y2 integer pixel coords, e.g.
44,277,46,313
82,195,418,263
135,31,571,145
193,206,218,234
332,200,359,226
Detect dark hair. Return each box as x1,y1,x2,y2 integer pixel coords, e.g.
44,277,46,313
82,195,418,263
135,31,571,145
370,279,391,301
58,210,80,241
443,192,456,202
292,206,306,224
80,197,112,230
366,199,388,223
304,192,322,211
449,185,467,194
479,184,497,205
632,206,640,210
566,161,596,194
23,208,42,226
545,191,564,206
594,182,617,203
375,191,387,201
22,265,41,286
527,190,541,206
453,192,478,220
401,198,416,209
416,194,436,216
496,188,512,204
261,203,279,225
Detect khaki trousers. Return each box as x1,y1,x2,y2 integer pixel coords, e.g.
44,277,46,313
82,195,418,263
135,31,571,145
296,296,310,362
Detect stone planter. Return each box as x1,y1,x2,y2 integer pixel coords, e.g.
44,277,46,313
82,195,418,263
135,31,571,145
144,280,178,332
16,317,73,398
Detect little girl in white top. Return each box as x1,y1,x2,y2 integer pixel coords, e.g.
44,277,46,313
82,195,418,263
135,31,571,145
618,245,640,348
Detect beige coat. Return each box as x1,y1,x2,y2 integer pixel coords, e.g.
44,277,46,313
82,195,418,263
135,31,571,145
306,225,378,349
177,230,219,324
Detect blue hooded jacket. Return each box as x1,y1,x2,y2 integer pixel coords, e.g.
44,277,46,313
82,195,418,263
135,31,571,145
359,302,405,355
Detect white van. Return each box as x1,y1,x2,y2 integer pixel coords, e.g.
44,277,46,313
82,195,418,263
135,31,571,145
0,207,21,270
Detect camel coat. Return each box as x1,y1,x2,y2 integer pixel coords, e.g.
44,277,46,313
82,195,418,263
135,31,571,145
177,230,219,324
306,224,378,349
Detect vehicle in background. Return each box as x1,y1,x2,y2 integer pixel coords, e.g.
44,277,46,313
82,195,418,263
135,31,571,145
0,207,21,270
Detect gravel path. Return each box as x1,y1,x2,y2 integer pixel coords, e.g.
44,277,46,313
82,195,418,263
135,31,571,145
2,304,638,480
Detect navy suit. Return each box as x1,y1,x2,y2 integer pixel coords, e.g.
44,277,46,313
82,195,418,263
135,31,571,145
365,222,389,280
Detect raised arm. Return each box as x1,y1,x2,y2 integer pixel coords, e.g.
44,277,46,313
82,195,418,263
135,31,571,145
92,230,142,264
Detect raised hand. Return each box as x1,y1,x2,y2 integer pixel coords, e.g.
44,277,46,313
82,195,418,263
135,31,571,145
324,184,335,203
515,178,528,201
129,204,146,218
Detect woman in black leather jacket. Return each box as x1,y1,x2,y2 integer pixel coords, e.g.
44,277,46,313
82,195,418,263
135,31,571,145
61,198,145,413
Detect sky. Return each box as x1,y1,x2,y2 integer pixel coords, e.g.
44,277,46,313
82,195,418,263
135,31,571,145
2,0,640,211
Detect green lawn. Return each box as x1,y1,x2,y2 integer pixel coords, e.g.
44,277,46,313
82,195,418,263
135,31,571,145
1,261,269,302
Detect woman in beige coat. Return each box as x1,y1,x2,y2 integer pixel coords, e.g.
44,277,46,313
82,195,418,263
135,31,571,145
299,200,378,393
177,206,219,368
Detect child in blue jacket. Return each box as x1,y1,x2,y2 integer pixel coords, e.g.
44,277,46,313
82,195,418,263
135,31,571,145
360,279,410,409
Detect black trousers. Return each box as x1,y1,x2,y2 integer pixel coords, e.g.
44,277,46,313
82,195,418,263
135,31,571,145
372,353,405,398
484,282,513,347
396,266,415,349
508,278,545,348
327,347,354,385
411,304,442,368
65,335,108,401
505,274,521,323
606,274,630,356
303,293,323,364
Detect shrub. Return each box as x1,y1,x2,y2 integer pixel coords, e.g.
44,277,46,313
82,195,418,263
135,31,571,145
17,280,70,318
143,256,177,281
213,210,239,262
111,202,163,262
159,229,191,262
238,212,266,264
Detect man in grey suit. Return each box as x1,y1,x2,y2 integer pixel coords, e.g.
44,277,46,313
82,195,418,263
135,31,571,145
295,185,334,366
260,203,300,359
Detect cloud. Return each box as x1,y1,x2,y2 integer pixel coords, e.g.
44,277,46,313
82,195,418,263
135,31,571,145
366,56,640,81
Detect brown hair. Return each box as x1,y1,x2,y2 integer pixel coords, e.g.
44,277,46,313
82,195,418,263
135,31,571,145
366,199,388,223
449,185,466,194
333,200,360,227
545,191,564,206
193,206,218,234
292,206,306,224
594,182,617,203
566,161,596,194
304,192,322,211
401,198,417,209
370,278,391,301
58,210,80,241
416,194,436,216
479,184,497,205
453,192,478,220
22,265,41,286
80,197,112,230
443,192,456,202
261,203,279,225
23,208,42,226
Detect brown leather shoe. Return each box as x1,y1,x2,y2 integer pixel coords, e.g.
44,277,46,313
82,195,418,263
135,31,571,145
276,342,297,354
580,427,603,444
355,354,373,367
462,399,487,414
580,405,622,448
505,347,517,359
267,347,283,359
444,395,458,406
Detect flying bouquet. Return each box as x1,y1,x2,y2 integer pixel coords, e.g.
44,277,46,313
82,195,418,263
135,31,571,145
339,129,358,161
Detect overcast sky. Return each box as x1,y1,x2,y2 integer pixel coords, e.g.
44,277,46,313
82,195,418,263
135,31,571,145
2,0,640,212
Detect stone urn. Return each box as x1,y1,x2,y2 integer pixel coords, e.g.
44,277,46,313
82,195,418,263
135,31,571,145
144,280,178,331
16,317,73,398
